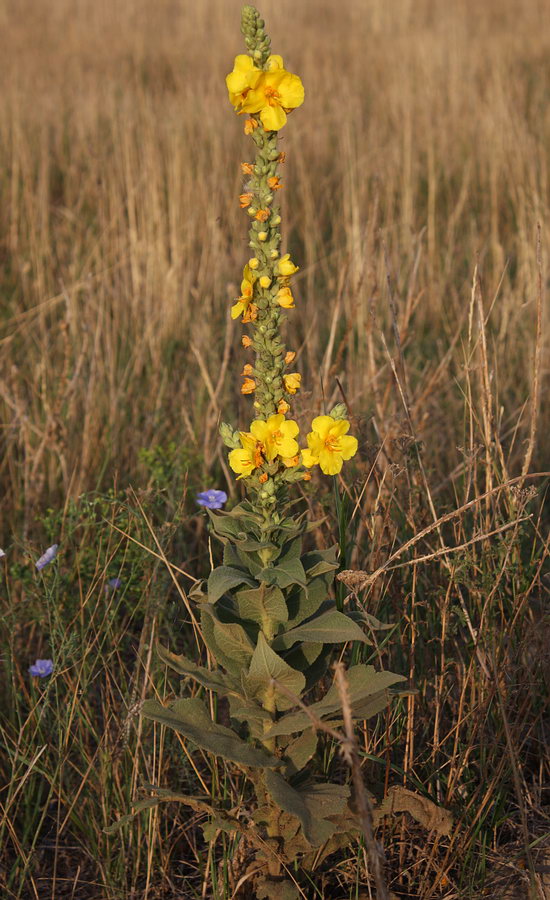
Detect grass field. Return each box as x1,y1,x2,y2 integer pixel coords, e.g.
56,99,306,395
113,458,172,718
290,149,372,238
0,0,549,897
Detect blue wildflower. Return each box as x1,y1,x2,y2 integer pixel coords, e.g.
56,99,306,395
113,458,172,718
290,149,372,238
29,659,54,678
196,490,228,510
107,577,123,591
35,544,59,571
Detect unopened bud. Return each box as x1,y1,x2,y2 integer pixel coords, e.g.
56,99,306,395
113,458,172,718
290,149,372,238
219,422,240,449
329,403,348,420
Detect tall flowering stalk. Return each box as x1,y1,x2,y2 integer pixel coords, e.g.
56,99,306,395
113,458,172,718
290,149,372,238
115,8,404,898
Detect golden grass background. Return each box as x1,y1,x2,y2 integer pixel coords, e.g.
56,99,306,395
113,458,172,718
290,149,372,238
1,0,548,539
1,3,549,897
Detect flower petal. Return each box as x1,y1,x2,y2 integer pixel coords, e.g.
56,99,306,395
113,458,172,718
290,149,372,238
301,448,319,468
260,104,287,131
278,73,305,109
311,415,334,439
339,435,358,460
319,449,343,475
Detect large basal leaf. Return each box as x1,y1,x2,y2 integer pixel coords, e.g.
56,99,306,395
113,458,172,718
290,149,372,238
273,608,369,650
156,643,242,697
255,876,300,900
141,697,279,768
244,633,306,711
234,584,288,630
264,769,313,844
207,565,257,603
299,782,351,847
266,665,405,737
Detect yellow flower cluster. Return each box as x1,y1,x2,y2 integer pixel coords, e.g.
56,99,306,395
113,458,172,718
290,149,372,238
229,414,299,477
229,414,358,478
226,55,304,132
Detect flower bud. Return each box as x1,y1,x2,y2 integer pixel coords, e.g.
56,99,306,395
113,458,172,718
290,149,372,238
259,275,272,288
248,257,260,269
219,422,240,449
271,214,281,226
258,231,268,242
329,403,348,420
270,249,279,259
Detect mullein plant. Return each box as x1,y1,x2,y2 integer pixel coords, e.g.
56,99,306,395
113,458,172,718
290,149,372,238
125,8,404,897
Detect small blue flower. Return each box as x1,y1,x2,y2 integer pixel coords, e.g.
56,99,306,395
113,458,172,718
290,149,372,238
29,659,54,678
35,544,59,571
196,490,228,510
107,577,123,591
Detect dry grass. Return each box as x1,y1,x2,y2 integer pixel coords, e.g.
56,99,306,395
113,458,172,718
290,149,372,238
0,0,549,897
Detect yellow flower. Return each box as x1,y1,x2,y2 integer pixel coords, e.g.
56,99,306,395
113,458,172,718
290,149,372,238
259,275,272,288
259,472,268,484
258,231,268,242
255,208,269,222
231,265,256,320
241,377,256,395
277,399,290,414
283,373,301,394
229,432,264,478
277,253,299,277
241,364,253,376
302,416,358,476
267,176,282,190
226,55,262,109
250,414,299,461
241,162,254,175
244,117,259,134
276,286,295,309
242,335,252,348
240,67,305,131
239,192,253,208
285,351,296,364
248,257,260,269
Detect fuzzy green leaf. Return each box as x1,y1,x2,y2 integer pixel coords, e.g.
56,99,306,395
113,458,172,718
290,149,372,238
207,565,257,603
266,665,405,737
234,584,288,629
258,555,307,590
286,575,331,626
156,643,241,697
283,730,318,776
273,609,369,649
141,697,278,768
302,546,339,578
200,606,243,675
212,617,255,666
244,633,306,711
